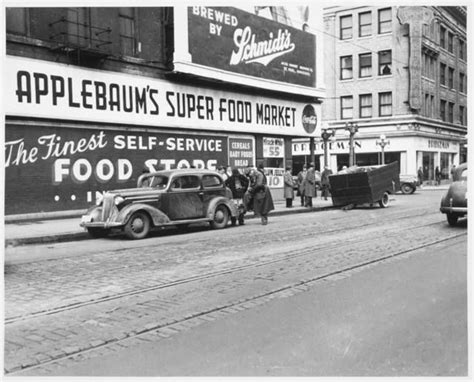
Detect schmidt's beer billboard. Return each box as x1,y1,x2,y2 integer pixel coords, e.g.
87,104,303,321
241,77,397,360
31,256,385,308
187,6,316,88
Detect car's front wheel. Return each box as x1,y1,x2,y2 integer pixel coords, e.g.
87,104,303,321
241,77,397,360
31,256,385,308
401,183,415,194
124,211,150,239
447,213,458,226
210,205,229,229
378,192,389,208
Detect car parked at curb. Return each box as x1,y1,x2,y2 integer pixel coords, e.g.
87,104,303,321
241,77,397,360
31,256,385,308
440,162,467,226
80,169,238,239
399,174,418,194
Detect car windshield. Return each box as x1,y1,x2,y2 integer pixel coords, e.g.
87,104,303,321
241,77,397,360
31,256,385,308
140,175,168,189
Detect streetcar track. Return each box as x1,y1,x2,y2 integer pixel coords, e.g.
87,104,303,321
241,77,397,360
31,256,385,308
8,232,465,376
5,218,462,325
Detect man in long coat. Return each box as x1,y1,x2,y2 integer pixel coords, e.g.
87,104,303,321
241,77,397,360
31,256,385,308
251,163,275,225
297,164,307,207
304,162,316,207
283,166,295,208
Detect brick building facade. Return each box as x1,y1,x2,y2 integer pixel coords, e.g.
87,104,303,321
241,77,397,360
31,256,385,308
5,6,325,216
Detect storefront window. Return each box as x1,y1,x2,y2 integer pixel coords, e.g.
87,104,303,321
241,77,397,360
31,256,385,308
440,153,450,179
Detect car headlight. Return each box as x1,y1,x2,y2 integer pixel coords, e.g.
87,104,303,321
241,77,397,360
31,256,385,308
115,196,125,205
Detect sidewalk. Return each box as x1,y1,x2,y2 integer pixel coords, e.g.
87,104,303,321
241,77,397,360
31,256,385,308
4,198,334,247
4,184,448,248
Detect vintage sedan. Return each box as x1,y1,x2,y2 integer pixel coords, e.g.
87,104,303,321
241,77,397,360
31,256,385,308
440,163,467,226
80,169,238,239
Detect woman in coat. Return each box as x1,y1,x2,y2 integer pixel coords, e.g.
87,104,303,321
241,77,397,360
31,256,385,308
283,166,295,207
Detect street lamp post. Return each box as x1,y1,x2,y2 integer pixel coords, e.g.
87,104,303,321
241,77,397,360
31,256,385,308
376,134,390,165
345,122,359,167
321,128,335,168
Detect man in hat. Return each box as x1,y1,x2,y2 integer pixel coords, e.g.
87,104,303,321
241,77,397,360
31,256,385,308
283,165,295,208
304,162,316,207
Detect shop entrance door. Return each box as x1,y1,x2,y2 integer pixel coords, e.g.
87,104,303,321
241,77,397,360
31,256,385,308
422,152,435,182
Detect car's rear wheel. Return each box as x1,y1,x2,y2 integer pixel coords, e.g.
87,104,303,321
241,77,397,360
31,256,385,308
210,205,229,229
401,183,415,194
378,192,389,208
124,211,150,239
87,228,109,238
447,213,458,226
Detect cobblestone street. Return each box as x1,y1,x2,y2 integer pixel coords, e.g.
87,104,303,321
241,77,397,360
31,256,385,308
4,190,468,375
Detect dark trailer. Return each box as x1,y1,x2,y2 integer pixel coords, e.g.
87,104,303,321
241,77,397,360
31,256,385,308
329,162,400,208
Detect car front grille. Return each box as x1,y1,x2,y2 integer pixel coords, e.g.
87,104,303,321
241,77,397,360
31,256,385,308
101,193,116,222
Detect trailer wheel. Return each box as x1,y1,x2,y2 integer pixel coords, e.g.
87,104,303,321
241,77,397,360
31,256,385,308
378,192,389,208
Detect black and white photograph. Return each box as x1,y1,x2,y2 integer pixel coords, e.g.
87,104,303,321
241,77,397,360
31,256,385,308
2,0,471,378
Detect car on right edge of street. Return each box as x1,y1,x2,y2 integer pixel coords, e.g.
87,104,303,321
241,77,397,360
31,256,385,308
440,162,468,226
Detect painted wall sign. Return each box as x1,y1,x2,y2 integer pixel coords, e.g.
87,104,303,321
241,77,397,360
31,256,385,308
5,56,320,137
188,6,316,87
227,137,255,168
5,124,229,214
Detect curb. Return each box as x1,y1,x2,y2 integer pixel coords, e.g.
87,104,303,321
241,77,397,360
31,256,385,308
5,205,335,248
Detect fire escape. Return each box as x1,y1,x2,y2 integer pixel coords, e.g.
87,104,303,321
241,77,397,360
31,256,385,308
49,11,112,65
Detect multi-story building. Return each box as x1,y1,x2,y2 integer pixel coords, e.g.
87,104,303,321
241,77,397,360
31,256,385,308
292,6,467,182
4,6,325,216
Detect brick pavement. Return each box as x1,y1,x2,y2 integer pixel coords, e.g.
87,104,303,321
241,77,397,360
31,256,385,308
5,200,464,374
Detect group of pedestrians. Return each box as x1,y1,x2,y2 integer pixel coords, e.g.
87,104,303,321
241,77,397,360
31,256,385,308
285,163,333,208
223,163,274,226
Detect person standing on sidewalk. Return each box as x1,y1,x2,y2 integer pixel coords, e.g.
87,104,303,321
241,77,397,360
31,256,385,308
321,166,333,200
250,163,274,225
435,166,441,185
297,164,307,207
417,166,424,188
283,166,295,208
303,162,316,207
225,168,249,225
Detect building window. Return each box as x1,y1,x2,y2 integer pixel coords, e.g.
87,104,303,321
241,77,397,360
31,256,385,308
447,32,454,53
448,102,454,123
459,72,465,93
440,62,446,85
119,8,136,56
459,105,465,125
359,94,372,118
341,96,353,119
440,99,446,121
448,67,454,89
440,25,446,49
424,93,430,117
379,92,392,116
459,39,466,60
359,53,372,77
430,95,434,118
340,56,353,80
378,8,392,34
359,11,372,37
6,8,28,35
378,50,392,75
340,15,352,40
